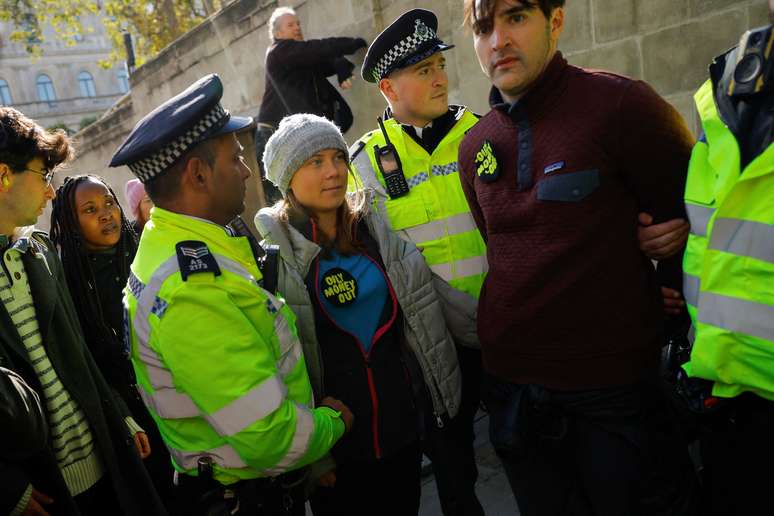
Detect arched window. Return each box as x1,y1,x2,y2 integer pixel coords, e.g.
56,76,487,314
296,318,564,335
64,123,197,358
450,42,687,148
117,69,129,94
0,79,12,105
78,71,96,98
36,74,56,103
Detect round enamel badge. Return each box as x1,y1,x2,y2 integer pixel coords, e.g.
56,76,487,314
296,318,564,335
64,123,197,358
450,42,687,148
321,267,358,306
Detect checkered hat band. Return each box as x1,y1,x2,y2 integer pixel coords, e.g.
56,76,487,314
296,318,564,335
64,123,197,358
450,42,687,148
373,27,438,81
129,103,228,182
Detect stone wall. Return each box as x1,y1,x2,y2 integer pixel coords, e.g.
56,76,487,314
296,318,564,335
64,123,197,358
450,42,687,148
561,0,770,132
46,0,769,230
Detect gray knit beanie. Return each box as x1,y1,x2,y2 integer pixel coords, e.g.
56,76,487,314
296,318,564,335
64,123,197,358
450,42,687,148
263,114,349,197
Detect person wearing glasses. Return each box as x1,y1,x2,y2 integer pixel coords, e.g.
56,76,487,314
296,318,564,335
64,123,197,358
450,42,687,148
0,106,167,516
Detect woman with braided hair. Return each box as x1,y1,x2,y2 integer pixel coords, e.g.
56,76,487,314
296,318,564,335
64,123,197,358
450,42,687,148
50,174,174,506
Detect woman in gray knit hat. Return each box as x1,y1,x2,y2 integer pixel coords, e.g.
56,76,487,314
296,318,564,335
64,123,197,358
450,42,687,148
255,113,461,516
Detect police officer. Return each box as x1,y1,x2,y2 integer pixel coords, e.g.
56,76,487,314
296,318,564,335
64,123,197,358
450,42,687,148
680,3,774,513
351,10,486,516
110,74,353,515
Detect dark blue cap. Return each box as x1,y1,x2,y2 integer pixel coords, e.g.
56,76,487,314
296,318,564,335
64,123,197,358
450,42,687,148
109,74,253,182
361,9,453,83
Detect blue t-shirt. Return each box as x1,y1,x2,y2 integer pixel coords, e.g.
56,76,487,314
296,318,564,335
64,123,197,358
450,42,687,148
317,250,389,353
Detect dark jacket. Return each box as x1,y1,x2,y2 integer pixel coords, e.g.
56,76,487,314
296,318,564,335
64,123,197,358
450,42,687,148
0,232,167,516
458,52,694,390
0,367,47,461
85,249,175,503
85,250,134,392
302,218,419,464
257,37,366,132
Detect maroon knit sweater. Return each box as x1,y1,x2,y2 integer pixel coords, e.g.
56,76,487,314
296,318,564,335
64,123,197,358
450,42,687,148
458,53,695,390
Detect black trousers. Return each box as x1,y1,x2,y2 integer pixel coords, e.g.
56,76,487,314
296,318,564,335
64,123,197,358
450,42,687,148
74,475,118,515
698,393,774,516
422,345,484,516
171,471,306,516
309,443,422,516
484,375,699,516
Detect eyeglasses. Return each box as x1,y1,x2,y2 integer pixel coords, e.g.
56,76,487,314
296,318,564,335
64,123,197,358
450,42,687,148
24,167,55,186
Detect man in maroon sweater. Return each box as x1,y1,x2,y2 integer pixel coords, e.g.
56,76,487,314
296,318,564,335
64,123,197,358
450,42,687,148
459,1,699,514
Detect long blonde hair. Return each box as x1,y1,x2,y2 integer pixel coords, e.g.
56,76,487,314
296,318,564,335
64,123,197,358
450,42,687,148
275,165,368,255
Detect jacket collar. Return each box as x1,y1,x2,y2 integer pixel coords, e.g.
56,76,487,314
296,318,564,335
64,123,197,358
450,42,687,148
0,231,58,362
151,207,255,266
254,206,322,278
489,51,569,122
709,46,749,139
382,105,470,153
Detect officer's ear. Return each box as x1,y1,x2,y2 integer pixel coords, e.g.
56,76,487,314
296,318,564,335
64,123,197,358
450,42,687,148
181,154,213,192
379,76,400,103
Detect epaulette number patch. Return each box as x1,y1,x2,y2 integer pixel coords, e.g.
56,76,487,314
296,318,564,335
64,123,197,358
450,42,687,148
475,140,500,182
176,241,221,281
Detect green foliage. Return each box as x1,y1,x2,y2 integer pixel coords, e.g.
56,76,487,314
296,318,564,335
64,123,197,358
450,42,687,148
46,121,73,135
0,0,222,67
78,115,98,129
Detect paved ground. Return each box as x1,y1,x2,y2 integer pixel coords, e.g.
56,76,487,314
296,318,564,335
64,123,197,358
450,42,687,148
418,412,520,516
305,412,519,515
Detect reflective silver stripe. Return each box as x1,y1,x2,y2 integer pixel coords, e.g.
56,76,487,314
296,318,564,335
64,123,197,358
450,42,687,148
206,375,288,436
686,203,715,237
132,257,194,418
140,387,199,419
168,442,248,471
147,363,176,389
709,218,774,263
133,256,179,358
430,255,489,282
274,314,302,377
138,345,166,370
402,212,479,243
216,254,258,284
683,273,701,307
263,403,314,476
698,292,774,341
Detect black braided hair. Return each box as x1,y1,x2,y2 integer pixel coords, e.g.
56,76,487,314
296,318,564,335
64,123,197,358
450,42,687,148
50,175,138,385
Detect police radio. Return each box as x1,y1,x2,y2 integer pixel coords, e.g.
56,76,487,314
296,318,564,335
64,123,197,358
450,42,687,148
227,216,279,295
259,245,279,295
728,24,774,98
375,117,410,199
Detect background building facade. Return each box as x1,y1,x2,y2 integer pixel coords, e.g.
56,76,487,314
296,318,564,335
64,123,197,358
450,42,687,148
0,13,129,134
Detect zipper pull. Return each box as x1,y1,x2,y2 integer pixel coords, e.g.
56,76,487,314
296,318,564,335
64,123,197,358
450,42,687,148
435,413,444,429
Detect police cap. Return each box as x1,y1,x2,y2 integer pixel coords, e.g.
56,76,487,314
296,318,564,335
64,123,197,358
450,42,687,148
361,9,454,83
109,74,253,183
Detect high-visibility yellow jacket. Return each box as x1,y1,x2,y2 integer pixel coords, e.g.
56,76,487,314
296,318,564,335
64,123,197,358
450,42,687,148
683,79,774,400
350,108,486,346
125,207,345,485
